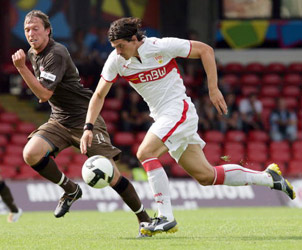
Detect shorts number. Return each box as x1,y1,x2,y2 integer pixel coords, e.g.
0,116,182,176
95,133,105,144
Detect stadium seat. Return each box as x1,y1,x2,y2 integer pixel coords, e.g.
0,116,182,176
54,155,71,168
293,150,302,161
245,162,263,171
113,132,135,147
205,151,222,165
283,97,298,110
159,153,175,167
260,97,276,109
247,150,268,163
0,135,8,147
203,130,224,143
103,98,122,111
262,74,282,86
248,130,269,142
105,122,116,134
225,130,246,143
282,85,300,98
287,62,302,74
2,155,24,167
283,73,302,86
270,150,291,163
5,145,23,156
269,141,290,152
0,123,15,135
297,131,302,141
241,86,258,96
287,160,302,177
15,164,39,180
247,141,267,152
0,112,20,124
0,165,17,179
260,85,280,98
72,154,87,166
10,134,28,146
240,74,261,86
223,148,245,163
15,122,36,134
245,62,265,74
100,110,119,123
59,147,76,157
222,74,240,87
170,163,189,178
265,63,286,75
223,62,244,74
292,141,302,153
204,142,222,154
66,164,82,178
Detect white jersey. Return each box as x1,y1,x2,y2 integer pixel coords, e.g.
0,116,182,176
101,37,192,120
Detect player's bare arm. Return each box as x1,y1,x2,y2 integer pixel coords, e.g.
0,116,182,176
12,49,53,102
188,41,227,115
80,77,113,154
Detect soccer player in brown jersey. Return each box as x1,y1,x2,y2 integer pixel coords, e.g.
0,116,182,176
11,10,150,236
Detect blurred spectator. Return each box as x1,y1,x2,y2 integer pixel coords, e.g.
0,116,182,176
239,92,263,133
69,28,91,76
90,26,113,66
120,90,152,132
195,95,225,132
269,98,297,141
224,93,242,131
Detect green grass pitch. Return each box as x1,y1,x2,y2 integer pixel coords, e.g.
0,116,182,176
1,207,301,250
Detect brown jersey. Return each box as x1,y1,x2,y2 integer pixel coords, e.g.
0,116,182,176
28,39,93,128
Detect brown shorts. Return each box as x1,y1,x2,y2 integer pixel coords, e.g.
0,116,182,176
28,116,121,160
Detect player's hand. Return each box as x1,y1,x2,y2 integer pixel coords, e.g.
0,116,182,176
80,130,93,154
11,49,27,69
209,88,228,115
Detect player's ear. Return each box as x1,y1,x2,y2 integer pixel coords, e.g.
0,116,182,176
131,35,138,42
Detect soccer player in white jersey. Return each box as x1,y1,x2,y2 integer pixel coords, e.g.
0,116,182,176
80,17,295,236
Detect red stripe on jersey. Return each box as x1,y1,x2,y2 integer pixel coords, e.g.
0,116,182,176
121,59,178,84
101,75,118,83
162,100,189,143
187,40,192,58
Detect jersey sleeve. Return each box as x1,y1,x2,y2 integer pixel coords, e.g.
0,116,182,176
101,51,119,83
39,52,66,91
159,37,192,58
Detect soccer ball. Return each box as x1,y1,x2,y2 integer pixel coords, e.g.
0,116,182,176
82,155,114,188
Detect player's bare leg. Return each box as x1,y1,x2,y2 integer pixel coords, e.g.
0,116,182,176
137,132,178,236
179,144,295,199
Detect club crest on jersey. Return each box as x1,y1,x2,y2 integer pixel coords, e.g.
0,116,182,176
154,55,163,64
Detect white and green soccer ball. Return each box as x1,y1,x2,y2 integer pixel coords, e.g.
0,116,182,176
82,155,114,188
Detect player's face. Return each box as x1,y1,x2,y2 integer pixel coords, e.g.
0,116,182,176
111,39,138,60
24,17,50,53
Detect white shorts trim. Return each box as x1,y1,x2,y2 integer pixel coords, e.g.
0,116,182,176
149,99,205,162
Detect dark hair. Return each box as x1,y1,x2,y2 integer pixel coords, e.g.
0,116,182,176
108,17,145,42
24,10,52,37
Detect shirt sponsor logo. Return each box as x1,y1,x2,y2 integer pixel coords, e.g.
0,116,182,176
122,59,178,84
40,71,56,82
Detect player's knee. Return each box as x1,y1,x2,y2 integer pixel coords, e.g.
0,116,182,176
23,147,44,166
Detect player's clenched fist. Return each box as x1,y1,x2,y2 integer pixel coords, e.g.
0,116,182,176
11,49,26,69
